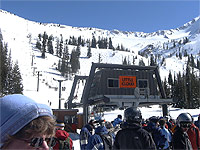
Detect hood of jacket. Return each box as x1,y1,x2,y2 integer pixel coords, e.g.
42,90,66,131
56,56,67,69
95,126,108,134
56,129,70,140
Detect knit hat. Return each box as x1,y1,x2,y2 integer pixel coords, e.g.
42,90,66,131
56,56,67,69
0,94,53,147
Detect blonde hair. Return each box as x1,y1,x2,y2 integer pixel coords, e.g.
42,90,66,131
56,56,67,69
2,116,56,149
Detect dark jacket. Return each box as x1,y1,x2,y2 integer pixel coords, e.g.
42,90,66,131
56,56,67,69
87,126,111,150
172,126,193,150
143,121,167,149
113,122,156,150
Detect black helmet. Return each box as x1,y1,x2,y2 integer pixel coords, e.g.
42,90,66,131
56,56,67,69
124,107,142,123
118,114,122,119
149,116,159,123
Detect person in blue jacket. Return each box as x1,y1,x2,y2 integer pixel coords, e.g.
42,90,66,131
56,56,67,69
87,125,113,150
80,120,94,150
143,116,167,149
112,115,123,127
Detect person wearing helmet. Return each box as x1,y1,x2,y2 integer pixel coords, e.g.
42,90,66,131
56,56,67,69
113,107,156,150
172,113,193,150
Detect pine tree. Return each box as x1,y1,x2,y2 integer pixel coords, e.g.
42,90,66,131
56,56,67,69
11,61,23,94
4,51,13,94
150,54,156,66
91,36,97,48
0,41,8,94
186,63,192,108
139,59,145,66
78,36,82,46
59,35,63,58
55,38,60,57
98,53,102,63
1,50,23,94
179,52,182,59
38,33,42,41
70,48,80,74
108,37,113,49
0,39,3,94
197,59,200,69
60,58,66,76
163,78,171,98
87,44,92,58
122,57,128,65
47,35,54,54
36,40,42,50
168,71,173,86
41,32,48,58
132,56,135,65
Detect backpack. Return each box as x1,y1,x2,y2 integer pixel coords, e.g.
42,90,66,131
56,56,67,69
58,137,70,150
98,133,113,150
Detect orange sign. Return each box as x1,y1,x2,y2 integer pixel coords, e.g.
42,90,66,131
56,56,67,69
119,76,136,88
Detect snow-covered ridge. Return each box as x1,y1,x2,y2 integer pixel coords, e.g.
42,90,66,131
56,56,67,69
1,9,199,40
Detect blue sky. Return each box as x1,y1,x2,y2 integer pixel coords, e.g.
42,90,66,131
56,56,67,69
0,1,199,33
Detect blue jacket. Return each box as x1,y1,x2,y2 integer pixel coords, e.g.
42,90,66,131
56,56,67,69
159,125,172,149
80,125,93,150
112,118,122,127
143,122,167,149
87,126,108,150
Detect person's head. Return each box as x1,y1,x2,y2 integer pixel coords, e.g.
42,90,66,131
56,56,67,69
117,114,122,119
55,121,65,130
88,119,95,128
177,113,193,132
149,116,159,125
105,121,114,131
159,119,166,127
124,107,142,124
0,94,56,149
94,116,105,127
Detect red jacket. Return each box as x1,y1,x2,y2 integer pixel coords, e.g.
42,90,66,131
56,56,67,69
53,129,73,150
187,123,200,150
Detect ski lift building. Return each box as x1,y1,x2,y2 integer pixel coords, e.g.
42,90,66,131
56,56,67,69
85,64,172,108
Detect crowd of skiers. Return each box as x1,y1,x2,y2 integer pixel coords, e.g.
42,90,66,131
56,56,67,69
1,94,200,150
80,108,200,150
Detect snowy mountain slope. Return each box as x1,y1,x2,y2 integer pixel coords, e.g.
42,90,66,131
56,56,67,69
0,9,199,109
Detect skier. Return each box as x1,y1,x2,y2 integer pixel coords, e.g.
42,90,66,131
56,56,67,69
80,120,94,150
113,107,156,149
143,116,167,149
172,113,193,150
112,115,123,127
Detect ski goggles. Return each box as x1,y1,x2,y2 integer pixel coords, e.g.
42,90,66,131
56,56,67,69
180,122,191,128
27,137,57,148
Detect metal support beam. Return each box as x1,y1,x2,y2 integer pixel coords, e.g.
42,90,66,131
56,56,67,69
154,67,168,116
53,78,66,109
67,75,88,109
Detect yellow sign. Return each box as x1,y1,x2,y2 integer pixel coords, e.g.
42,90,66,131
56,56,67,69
119,76,136,88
